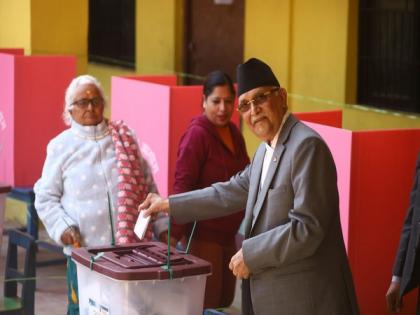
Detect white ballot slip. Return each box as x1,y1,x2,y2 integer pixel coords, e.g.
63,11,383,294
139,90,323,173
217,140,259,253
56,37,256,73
134,210,151,240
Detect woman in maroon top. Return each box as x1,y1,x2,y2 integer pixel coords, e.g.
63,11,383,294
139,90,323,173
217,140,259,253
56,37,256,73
171,71,249,308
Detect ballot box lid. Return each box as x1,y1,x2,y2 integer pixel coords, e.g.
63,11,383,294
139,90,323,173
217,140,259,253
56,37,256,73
71,241,211,281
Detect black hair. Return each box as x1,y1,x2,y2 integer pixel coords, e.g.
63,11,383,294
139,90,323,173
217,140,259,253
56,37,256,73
203,70,235,98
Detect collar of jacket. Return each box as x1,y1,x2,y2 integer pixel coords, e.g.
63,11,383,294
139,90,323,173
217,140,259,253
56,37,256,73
70,119,110,140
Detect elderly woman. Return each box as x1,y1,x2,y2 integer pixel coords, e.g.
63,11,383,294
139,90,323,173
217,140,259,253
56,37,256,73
34,75,157,315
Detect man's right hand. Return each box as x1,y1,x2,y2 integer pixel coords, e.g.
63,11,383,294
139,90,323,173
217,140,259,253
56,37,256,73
61,225,81,247
139,193,170,217
386,281,402,313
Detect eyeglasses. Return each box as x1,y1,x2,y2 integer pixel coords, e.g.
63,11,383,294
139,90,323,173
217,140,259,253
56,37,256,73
237,88,279,113
71,97,103,109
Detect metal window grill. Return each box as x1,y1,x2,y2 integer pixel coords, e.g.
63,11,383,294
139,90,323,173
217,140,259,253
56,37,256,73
358,0,420,113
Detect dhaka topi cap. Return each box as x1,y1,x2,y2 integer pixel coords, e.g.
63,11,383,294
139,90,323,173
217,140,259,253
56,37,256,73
236,58,280,96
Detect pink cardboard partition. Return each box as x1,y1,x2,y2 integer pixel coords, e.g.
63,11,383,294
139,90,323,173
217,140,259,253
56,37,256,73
0,48,24,56
111,77,172,197
111,75,240,197
118,75,178,86
305,122,420,315
304,122,352,248
295,109,342,128
0,53,76,186
349,129,420,315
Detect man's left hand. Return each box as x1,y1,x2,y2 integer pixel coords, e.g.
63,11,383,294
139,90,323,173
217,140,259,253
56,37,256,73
229,248,250,279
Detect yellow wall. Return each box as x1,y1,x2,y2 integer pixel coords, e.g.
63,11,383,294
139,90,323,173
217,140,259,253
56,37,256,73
244,0,291,88
136,0,182,75
0,0,87,72
243,0,420,156
31,0,88,73
243,0,292,155
290,1,348,102
345,0,359,105
0,0,31,54
174,0,185,74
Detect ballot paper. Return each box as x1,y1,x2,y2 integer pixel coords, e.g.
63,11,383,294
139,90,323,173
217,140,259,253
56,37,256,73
134,210,150,240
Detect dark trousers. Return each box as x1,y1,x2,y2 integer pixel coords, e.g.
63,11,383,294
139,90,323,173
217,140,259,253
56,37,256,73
242,279,254,315
190,239,237,308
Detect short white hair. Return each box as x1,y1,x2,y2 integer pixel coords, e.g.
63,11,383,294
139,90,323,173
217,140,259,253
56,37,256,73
62,75,106,126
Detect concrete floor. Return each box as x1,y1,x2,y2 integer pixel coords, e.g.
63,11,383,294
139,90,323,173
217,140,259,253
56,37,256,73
0,224,241,315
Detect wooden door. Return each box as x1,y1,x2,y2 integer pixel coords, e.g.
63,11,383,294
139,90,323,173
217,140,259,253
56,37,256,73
185,0,244,85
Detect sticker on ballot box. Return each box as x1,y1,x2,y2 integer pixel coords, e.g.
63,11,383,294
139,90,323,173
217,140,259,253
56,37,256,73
88,298,109,315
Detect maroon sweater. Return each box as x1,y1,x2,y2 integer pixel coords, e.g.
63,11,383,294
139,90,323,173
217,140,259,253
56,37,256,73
172,115,250,245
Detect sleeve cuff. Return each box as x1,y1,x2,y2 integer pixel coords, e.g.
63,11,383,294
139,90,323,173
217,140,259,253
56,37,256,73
152,215,169,239
53,216,77,246
392,275,401,283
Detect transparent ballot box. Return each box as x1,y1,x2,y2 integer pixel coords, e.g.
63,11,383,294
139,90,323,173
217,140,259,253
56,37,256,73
72,242,211,315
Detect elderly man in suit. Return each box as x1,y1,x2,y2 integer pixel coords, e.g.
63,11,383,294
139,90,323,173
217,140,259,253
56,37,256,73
141,58,360,315
386,150,420,314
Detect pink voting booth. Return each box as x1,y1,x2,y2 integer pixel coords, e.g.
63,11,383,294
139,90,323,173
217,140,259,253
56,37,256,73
111,75,241,197
0,52,76,186
306,122,420,315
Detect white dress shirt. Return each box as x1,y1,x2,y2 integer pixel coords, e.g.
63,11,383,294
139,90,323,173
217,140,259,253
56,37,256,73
260,112,290,188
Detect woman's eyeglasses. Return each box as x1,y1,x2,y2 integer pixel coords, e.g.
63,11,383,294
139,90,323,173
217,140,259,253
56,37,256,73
71,97,103,109
237,88,279,113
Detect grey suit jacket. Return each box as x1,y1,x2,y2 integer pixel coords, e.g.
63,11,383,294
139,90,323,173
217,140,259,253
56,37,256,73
170,114,360,315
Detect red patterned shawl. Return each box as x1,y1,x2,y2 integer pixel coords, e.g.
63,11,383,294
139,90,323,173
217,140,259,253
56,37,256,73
108,120,153,244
